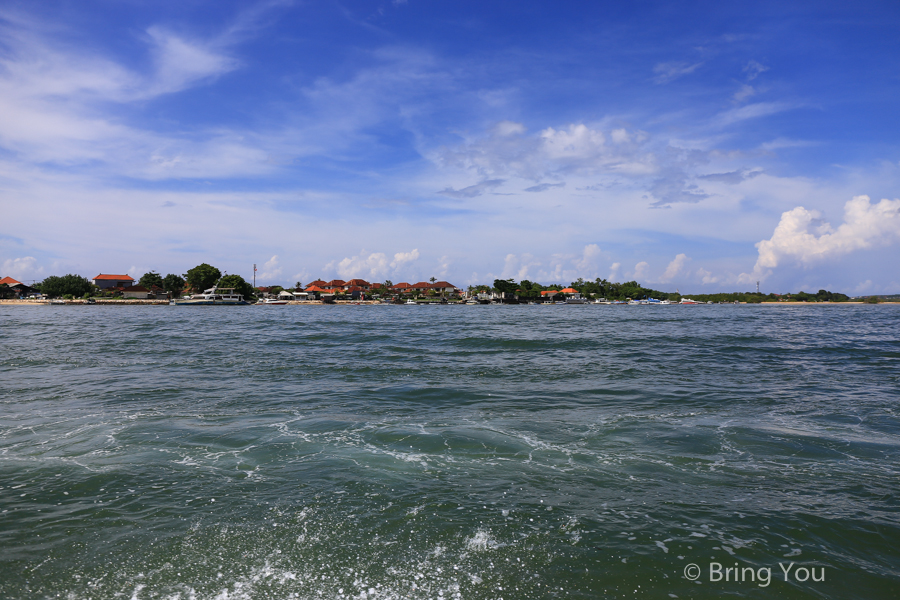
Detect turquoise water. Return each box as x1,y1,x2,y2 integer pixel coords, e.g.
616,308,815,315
1,304,899,599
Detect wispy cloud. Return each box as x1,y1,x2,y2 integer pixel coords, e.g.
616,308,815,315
438,179,505,198
652,61,703,84
524,182,565,192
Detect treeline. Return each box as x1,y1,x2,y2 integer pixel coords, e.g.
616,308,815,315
475,278,677,301
26,263,256,300
473,278,851,303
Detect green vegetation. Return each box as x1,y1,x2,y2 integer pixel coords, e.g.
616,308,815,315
163,274,186,296
219,274,255,302
863,295,880,304
37,274,94,298
185,263,221,292
138,271,164,289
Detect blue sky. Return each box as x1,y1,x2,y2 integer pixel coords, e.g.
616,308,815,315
2,0,899,294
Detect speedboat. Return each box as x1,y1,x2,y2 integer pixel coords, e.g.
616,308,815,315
680,298,700,305
172,286,249,305
405,299,418,305
258,298,288,305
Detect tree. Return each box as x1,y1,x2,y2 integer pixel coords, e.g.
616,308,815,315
163,274,186,296
185,263,221,292
139,271,164,289
493,279,518,294
38,274,94,298
218,274,255,302
294,281,303,291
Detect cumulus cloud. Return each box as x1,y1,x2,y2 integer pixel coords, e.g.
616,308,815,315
332,248,420,280
607,262,621,281
258,255,282,280
498,245,608,283
696,267,719,284
632,261,649,280
660,253,690,283
652,61,703,84
740,195,900,282
1,256,43,280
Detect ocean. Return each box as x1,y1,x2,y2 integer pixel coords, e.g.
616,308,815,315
1,303,899,599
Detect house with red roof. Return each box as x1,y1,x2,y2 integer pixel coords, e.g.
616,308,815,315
92,274,135,289
345,279,371,290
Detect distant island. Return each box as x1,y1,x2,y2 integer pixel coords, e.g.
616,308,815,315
0,263,891,304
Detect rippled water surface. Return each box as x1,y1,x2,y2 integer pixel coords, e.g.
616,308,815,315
2,304,899,599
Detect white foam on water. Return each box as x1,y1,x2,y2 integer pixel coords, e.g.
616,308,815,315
465,529,501,552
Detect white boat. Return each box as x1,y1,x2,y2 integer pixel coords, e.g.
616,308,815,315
405,299,418,305
172,286,249,305
565,293,587,304
258,298,288,305
659,299,673,305
679,298,701,305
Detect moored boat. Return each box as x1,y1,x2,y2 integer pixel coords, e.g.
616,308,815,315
172,286,249,305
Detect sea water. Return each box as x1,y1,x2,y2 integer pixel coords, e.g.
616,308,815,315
1,304,898,599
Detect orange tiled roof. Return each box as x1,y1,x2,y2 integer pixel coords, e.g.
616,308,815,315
93,274,134,281
0,276,22,286
560,287,579,294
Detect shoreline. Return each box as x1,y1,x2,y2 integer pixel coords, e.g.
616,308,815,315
1,299,893,306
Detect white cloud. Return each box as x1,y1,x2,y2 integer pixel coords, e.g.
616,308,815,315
743,60,769,81
390,249,420,269
437,122,655,181
258,255,282,281
854,280,874,294
696,267,719,284
145,27,240,96
632,261,649,280
715,102,794,127
740,195,900,283
652,61,703,84
331,248,421,280
660,253,690,282
607,262,621,281
733,84,756,103
1,256,43,280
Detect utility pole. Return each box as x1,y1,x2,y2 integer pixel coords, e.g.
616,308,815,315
253,264,256,288
756,281,760,294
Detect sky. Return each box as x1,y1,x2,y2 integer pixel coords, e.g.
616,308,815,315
2,0,899,294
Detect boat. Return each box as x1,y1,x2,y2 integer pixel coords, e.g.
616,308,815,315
172,286,249,305
565,293,587,304
49,299,67,305
405,299,418,305
465,298,478,305
258,298,288,305
659,299,673,305
679,298,701,305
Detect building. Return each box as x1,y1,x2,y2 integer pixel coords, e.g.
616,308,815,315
93,274,135,289
121,285,152,299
